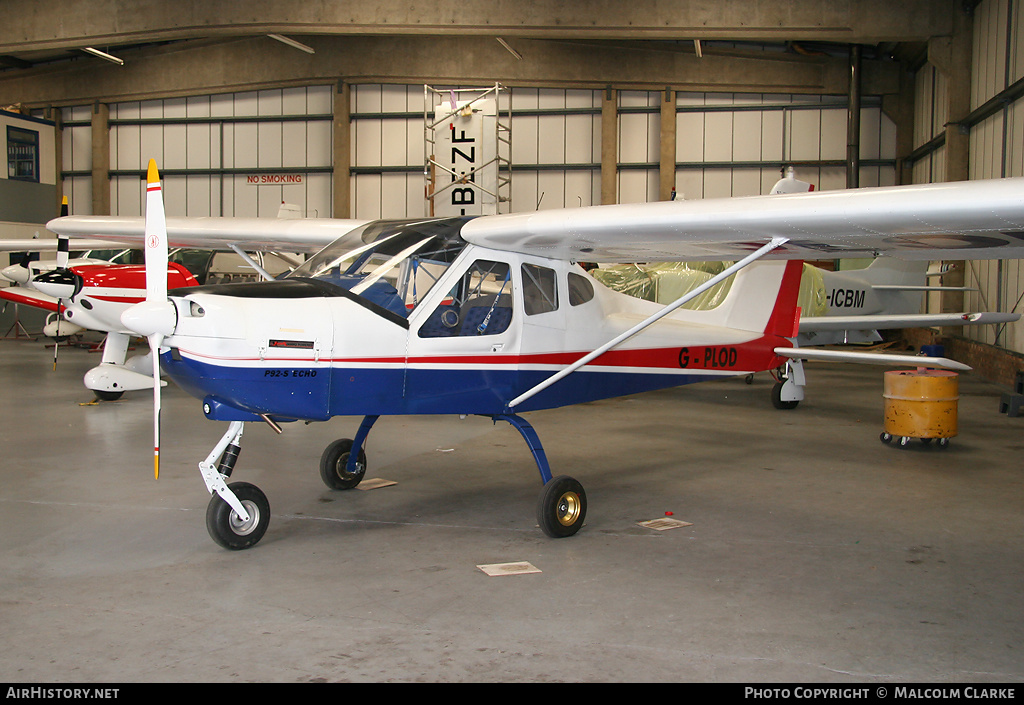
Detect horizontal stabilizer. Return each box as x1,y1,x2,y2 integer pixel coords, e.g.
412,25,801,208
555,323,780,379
774,347,972,371
871,285,976,292
800,311,1020,332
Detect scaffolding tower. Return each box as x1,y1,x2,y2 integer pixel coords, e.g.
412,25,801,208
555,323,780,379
425,84,511,217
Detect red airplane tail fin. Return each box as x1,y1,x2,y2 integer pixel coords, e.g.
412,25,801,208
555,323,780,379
762,260,804,338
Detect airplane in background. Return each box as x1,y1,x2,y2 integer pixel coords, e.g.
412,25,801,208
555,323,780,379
1,203,361,399
51,160,1024,550
593,171,1021,408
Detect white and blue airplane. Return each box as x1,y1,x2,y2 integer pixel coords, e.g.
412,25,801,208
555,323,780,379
50,160,1024,550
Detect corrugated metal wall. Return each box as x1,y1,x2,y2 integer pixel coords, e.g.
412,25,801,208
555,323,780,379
920,0,1024,354
63,86,335,220
62,83,895,220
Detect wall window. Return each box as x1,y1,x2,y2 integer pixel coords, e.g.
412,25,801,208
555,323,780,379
7,126,39,182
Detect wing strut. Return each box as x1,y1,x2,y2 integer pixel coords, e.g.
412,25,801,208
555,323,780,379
506,236,790,410
228,244,275,281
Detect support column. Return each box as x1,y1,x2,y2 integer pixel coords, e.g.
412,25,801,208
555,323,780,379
47,106,64,214
660,88,677,201
90,102,109,215
333,80,351,219
882,67,916,186
847,45,861,189
929,6,973,329
601,87,617,205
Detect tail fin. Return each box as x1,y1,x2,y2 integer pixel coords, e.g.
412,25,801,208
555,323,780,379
714,260,804,336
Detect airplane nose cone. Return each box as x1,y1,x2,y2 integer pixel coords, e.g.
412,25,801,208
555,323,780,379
32,268,81,300
1,263,30,284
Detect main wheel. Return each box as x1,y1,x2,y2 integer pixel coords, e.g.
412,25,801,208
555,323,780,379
206,481,270,550
771,381,799,410
537,475,587,538
94,390,124,402
320,438,367,490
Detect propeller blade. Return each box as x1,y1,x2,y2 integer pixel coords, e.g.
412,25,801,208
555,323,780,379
51,197,72,370
144,159,168,480
145,159,168,304
149,333,163,480
55,196,70,269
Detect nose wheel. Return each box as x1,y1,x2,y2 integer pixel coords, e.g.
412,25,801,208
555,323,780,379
206,481,270,550
198,420,273,550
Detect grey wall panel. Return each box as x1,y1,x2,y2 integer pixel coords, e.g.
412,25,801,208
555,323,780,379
973,0,1009,109
0,180,57,224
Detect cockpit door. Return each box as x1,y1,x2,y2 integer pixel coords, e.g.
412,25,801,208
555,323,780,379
405,251,521,413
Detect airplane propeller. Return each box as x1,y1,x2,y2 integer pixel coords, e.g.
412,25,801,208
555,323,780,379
120,160,177,479
29,197,77,369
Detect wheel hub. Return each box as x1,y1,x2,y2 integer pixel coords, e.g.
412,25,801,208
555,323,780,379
229,499,260,536
556,491,582,527
335,452,364,481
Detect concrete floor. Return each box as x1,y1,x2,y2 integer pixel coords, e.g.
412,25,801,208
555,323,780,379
1,336,1023,683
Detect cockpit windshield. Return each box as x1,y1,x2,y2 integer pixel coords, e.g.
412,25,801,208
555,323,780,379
286,217,471,318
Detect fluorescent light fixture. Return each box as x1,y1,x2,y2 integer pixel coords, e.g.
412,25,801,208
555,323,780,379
496,37,523,60
267,34,315,54
82,47,124,65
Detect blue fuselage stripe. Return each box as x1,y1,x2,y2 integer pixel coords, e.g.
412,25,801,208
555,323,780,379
161,353,727,420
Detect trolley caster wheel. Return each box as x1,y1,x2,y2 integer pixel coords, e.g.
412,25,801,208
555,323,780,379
938,437,950,449
898,436,911,448
880,432,892,444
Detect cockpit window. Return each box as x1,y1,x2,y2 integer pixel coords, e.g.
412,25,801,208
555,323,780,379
286,217,471,318
418,259,513,338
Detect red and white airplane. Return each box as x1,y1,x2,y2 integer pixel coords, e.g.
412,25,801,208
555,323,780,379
50,160,1024,550
1,204,364,399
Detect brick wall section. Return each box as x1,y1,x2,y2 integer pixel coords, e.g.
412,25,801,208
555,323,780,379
901,328,1024,391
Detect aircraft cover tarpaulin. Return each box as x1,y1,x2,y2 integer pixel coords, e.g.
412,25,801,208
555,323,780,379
592,261,828,316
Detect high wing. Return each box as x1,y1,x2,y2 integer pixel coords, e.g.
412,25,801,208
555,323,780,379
46,215,372,254
0,238,124,252
461,177,1024,262
0,285,59,313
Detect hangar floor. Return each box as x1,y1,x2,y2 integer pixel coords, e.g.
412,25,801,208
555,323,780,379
1,336,1022,683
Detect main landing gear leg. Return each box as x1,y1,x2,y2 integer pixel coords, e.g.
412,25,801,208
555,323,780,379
200,421,271,550
492,413,587,538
